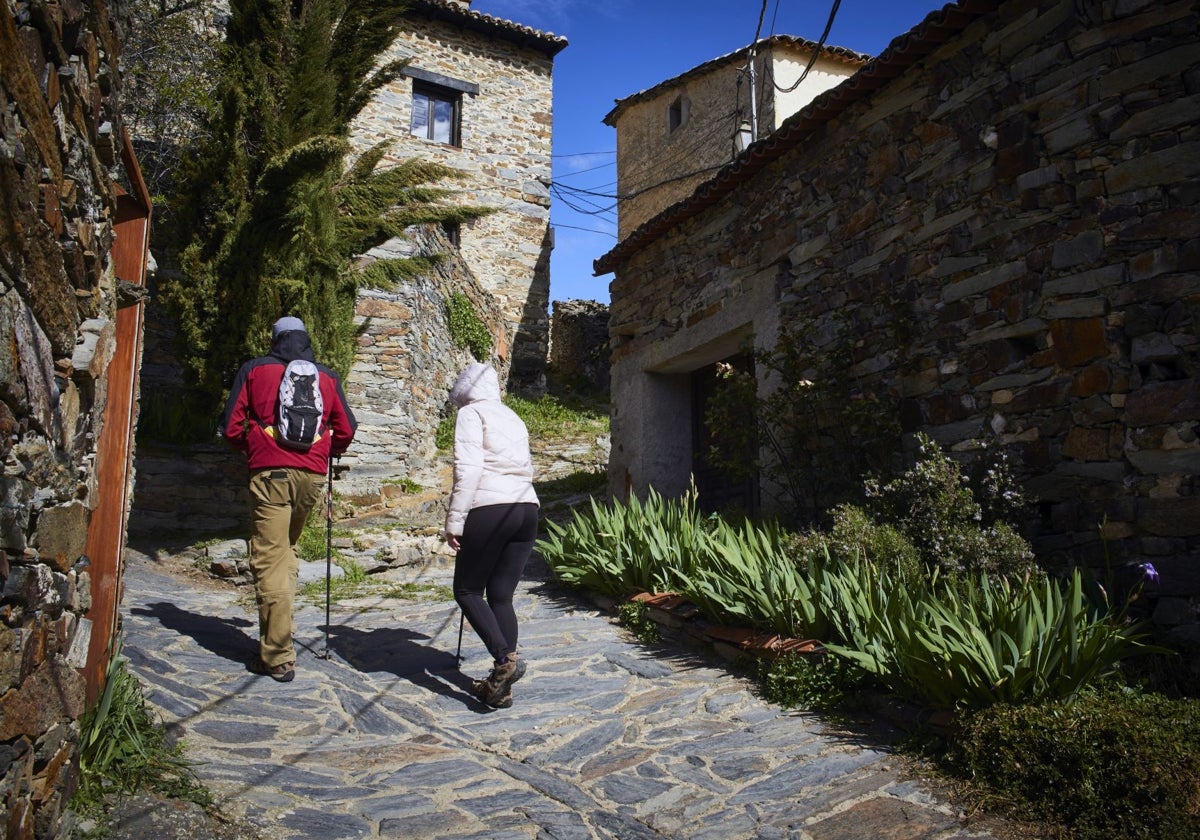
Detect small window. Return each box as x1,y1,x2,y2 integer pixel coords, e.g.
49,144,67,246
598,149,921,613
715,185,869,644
668,95,687,133
411,82,461,146
442,221,461,248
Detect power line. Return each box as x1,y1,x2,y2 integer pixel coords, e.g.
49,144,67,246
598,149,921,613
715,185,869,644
551,221,617,237
553,160,617,179
771,0,844,94
551,150,615,158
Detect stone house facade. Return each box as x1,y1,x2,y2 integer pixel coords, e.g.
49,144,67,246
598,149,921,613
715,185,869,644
597,0,1200,641
604,35,866,241
2,0,151,834
349,0,567,392
134,0,567,525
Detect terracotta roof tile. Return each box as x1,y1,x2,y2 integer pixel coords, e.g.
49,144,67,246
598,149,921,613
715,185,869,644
408,0,568,56
603,34,869,126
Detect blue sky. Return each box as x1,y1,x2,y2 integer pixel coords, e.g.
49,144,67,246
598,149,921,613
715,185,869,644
474,0,952,305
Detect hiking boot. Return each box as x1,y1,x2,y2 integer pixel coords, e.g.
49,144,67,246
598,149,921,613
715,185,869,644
475,653,525,707
471,679,513,709
252,660,295,682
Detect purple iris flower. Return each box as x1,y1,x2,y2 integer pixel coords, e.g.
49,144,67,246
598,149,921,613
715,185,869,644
1138,562,1160,585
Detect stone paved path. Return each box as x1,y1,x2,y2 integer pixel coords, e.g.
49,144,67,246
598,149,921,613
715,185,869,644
119,544,1010,840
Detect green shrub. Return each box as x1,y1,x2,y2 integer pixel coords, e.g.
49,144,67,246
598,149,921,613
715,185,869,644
863,433,1036,578
536,467,608,501
949,690,1200,839
617,600,660,644
538,486,706,596
760,650,872,711
823,504,922,583
670,515,829,639
539,487,828,637
504,393,608,439
436,413,456,451
383,476,422,493
297,509,341,562
820,564,1160,710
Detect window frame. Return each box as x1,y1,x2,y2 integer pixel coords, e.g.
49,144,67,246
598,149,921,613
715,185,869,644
403,67,478,149
410,81,462,147
667,94,688,134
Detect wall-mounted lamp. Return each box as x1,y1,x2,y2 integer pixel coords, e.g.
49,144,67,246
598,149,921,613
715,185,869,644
734,120,753,154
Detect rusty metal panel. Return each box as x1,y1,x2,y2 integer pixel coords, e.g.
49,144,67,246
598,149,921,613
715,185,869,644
82,132,151,702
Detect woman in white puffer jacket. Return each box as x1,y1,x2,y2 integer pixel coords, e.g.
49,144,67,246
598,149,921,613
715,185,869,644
444,362,539,708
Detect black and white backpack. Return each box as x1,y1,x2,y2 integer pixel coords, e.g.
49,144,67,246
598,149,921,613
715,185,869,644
273,359,324,450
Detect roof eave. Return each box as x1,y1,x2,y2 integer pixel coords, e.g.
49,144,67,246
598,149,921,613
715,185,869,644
407,0,569,57
594,0,1000,276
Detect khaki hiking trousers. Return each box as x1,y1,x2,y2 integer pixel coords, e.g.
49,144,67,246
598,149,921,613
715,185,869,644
248,466,324,667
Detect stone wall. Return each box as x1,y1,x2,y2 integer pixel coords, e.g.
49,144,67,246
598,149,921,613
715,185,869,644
548,299,610,392
2,0,137,834
342,225,505,496
129,225,503,534
606,0,1200,644
349,2,563,391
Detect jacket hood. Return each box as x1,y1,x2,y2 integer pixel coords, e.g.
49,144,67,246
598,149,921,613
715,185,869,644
270,330,316,364
449,362,501,408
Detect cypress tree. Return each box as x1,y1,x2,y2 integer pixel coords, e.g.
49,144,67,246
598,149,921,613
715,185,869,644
165,0,486,416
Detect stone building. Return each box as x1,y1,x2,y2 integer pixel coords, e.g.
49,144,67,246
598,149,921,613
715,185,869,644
597,0,1200,639
349,0,567,393
604,35,866,241
2,0,151,834
134,0,568,525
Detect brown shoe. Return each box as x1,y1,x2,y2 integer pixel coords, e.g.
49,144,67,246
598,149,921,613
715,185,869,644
471,679,513,708
252,660,295,682
474,653,525,707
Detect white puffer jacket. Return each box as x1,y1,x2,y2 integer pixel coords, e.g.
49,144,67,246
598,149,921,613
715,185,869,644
444,363,539,537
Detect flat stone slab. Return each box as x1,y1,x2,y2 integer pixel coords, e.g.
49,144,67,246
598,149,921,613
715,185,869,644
118,545,1013,839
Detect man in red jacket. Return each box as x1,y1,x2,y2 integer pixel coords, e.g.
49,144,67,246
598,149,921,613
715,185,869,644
220,316,357,682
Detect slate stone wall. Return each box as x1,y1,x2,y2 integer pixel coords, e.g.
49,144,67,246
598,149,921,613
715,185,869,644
350,5,558,391
1,0,133,833
549,299,610,392
608,0,1200,645
130,225,502,533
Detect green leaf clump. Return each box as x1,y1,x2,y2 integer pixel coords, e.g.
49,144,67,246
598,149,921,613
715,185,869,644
74,637,211,819
949,690,1200,839
445,292,493,360
540,485,1159,711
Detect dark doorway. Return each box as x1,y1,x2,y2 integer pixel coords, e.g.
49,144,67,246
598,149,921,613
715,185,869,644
691,353,759,516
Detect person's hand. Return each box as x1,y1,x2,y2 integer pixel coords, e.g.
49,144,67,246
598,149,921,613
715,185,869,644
446,533,461,552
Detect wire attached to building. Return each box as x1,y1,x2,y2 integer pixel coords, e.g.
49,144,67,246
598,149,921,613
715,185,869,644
771,0,844,94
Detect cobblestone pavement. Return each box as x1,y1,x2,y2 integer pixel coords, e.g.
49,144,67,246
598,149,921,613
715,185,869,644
119,545,1011,840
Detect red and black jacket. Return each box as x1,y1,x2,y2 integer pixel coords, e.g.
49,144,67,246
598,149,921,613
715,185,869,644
219,330,357,473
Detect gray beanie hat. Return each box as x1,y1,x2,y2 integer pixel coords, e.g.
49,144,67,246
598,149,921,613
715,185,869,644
272,316,306,340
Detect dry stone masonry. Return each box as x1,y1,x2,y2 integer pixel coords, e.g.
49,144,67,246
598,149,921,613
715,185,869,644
548,299,611,391
603,0,1200,648
2,0,141,834
349,0,565,392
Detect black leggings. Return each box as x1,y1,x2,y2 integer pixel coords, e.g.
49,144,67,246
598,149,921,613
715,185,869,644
453,503,538,664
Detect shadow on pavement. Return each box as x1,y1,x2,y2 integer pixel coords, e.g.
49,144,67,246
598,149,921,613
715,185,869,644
325,623,498,713
130,601,256,667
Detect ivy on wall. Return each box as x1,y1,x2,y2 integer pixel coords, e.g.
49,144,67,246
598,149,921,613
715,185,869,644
446,291,492,361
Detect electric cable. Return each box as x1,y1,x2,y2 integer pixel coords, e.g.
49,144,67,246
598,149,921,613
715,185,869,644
770,0,844,94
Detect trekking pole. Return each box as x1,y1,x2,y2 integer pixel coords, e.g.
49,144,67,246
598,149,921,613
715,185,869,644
455,611,465,666
322,456,334,659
